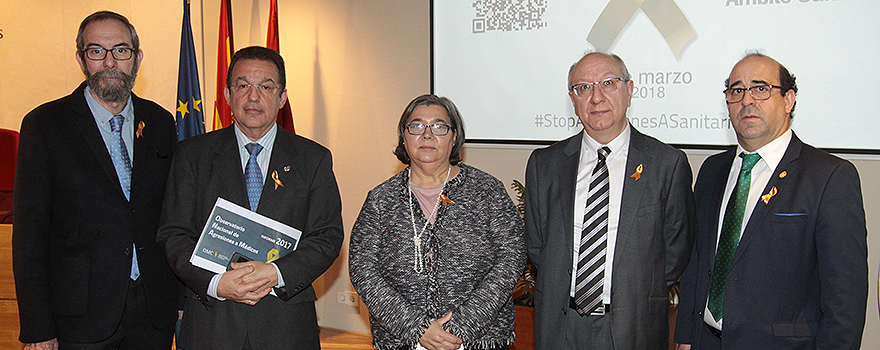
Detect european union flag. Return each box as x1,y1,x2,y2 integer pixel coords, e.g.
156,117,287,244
176,0,205,140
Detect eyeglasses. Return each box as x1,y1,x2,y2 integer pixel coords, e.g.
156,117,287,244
724,84,782,103
405,123,452,136
81,46,136,61
570,78,627,97
229,83,281,96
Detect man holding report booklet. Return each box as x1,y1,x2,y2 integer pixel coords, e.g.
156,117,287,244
157,46,344,350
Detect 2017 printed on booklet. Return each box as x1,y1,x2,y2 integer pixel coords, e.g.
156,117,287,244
190,197,301,274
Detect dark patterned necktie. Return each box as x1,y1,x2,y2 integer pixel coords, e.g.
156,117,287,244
708,152,761,321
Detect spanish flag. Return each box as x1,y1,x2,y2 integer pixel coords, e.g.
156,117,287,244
267,0,295,134
213,0,234,130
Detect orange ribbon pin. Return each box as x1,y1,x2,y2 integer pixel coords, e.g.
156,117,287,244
136,121,145,138
440,194,454,206
630,164,643,181
761,186,777,204
271,170,283,190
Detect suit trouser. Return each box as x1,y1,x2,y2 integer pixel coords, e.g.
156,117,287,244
689,322,722,350
562,306,613,350
58,278,174,350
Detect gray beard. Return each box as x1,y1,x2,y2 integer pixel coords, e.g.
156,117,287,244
87,69,136,103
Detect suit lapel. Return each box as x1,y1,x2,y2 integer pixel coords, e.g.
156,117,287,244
256,131,299,214
707,149,737,266
129,95,155,202
560,133,582,268
213,127,250,208
614,129,651,269
731,135,802,267
70,83,128,200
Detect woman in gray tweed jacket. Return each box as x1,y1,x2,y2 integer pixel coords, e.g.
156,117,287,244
349,95,525,350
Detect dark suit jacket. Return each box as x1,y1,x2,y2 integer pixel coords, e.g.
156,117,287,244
12,82,179,343
157,126,344,350
675,133,868,349
525,126,694,350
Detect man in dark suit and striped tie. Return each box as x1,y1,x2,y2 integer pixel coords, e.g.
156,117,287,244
525,52,695,350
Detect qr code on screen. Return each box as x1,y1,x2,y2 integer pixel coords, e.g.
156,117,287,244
472,0,547,33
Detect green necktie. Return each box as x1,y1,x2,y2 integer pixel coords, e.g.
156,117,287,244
708,152,761,322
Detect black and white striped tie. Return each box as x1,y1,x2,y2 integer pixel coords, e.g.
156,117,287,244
574,146,610,316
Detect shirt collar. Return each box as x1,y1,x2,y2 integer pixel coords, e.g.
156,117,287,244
84,86,134,124
234,122,278,150
737,128,792,172
581,123,631,158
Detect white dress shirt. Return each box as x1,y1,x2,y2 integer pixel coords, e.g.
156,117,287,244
570,125,631,306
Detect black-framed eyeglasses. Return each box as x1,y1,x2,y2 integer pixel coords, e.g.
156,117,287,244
405,123,452,136
229,83,281,96
724,84,782,103
81,46,136,61
570,77,627,97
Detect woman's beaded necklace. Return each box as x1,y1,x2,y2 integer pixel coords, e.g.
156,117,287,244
408,165,451,273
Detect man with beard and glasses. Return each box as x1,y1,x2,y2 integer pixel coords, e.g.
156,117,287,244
13,11,179,350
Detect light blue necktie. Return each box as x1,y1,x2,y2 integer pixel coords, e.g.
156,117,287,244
244,142,264,211
110,115,139,281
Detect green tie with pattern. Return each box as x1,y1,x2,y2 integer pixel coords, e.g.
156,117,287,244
708,152,761,322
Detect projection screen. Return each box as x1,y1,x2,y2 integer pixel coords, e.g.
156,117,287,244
433,0,880,153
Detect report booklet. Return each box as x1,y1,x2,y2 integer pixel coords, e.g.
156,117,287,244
190,197,301,274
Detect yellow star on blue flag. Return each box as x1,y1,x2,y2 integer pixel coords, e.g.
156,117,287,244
177,100,189,119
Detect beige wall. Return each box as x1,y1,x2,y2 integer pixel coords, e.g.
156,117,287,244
1,0,877,346
0,0,184,130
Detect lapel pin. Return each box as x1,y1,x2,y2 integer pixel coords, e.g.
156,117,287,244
440,194,454,206
779,171,787,179
630,164,643,181
136,121,145,138
761,186,777,204
271,170,284,190
283,165,291,172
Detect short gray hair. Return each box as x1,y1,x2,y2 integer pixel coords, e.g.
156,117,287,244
567,51,631,89
76,11,140,52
